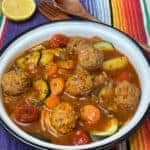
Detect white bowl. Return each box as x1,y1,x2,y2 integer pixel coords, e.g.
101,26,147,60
0,21,150,150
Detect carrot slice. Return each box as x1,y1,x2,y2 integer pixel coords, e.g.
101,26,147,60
50,77,65,95
116,71,133,82
45,64,58,77
81,105,101,125
45,95,60,109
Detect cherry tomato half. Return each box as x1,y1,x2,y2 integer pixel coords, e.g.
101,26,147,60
73,129,92,145
15,104,39,123
49,34,69,48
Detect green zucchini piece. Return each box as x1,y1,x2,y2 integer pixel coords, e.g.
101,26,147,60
103,57,128,71
33,79,49,101
39,50,54,66
98,82,114,99
93,41,114,51
26,51,41,65
16,51,41,69
90,118,119,139
16,57,27,69
51,48,68,60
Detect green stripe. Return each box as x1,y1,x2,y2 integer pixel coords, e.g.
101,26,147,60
0,15,3,27
0,0,3,27
143,0,150,36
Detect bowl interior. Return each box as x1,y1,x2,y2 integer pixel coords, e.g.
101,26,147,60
0,21,150,150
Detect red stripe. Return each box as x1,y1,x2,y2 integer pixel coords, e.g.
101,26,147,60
122,0,147,43
124,0,139,39
0,19,8,49
131,0,147,43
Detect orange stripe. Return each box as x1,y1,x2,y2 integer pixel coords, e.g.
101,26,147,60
123,0,138,39
115,0,123,31
111,0,147,43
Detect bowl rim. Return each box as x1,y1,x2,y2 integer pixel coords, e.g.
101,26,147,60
0,20,150,150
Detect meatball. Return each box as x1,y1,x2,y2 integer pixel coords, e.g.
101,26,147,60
99,81,140,115
50,102,78,134
66,37,85,53
94,72,108,87
113,81,140,112
65,71,93,97
1,71,30,96
78,41,104,70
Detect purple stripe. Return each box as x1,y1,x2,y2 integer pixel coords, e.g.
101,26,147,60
0,128,34,150
2,11,48,48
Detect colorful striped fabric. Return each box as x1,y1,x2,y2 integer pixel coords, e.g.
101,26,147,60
0,0,150,150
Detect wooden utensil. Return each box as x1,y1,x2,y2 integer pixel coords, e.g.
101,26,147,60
38,0,70,21
53,0,99,22
38,0,150,53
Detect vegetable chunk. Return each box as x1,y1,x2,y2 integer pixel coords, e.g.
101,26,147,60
103,57,128,71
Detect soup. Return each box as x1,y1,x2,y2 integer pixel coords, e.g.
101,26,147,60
1,34,141,145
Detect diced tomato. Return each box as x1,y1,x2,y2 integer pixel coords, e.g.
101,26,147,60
49,34,69,48
73,129,92,145
116,71,133,82
15,104,39,123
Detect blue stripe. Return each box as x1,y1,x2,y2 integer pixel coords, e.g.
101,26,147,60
82,0,111,25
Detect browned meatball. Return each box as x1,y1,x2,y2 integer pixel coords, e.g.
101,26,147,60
50,102,78,134
65,71,93,97
78,41,104,70
94,72,108,87
1,71,30,96
99,81,140,115
66,37,86,53
113,81,140,112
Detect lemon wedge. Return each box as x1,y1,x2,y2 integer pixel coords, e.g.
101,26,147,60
2,0,36,21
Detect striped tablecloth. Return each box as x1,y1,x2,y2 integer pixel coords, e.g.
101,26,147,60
0,0,150,150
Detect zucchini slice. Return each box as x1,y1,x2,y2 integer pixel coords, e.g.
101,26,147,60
26,51,41,65
98,82,114,99
93,41,114,51
90,118,119,139
16,51,41,69
39,50,54,66
33,79,49,101
51,48,68,60
16,57,27,69
103,57,128,71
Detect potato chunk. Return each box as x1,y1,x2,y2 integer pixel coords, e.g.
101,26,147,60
103,57,128,71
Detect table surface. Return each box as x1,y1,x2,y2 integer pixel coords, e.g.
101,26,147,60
0,0,150,150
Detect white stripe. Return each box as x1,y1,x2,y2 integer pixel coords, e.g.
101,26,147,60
95,0,111,25
105,0,112,25
0,17,6,39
